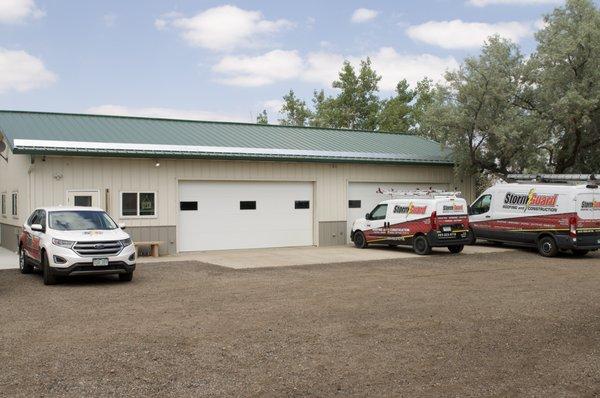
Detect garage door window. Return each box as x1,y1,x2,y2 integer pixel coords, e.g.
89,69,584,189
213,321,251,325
180,201,198,211
348,200,361,208
240,201,256,210
121,192,156,217
294,200,310,209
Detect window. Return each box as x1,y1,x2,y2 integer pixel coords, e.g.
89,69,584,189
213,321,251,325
470,194,492,215
348,200,361,209
11,192,17,216
240,201,256,210
74,195,93,207
1,193,5,216
295,200,310,209
120,192,156,217
369,204,388,220
180,201,198,211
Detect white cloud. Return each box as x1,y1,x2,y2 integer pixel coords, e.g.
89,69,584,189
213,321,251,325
85,105,248,123
351,8,379,23
158,5,294,51
468,0,561,6
0,0,44,24
406,19,533,49
302,52,346,86
0,48,56,94
213,49,304,87
262,99,283,114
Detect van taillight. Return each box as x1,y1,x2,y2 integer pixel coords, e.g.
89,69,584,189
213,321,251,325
569,216,578,238
430,211,438,230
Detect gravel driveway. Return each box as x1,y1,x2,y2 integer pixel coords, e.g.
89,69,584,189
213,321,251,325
1,249,600,397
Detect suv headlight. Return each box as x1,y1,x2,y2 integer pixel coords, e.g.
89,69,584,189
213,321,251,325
120,238,133,247
52,238,75,248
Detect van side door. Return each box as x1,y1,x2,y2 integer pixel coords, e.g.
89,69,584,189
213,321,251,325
364,204,389,243
469,194,493,239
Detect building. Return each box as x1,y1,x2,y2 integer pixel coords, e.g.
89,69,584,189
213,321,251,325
0,110,473,254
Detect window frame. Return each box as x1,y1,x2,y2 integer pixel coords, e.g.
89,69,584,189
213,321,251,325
1,192,6,217
119,191,158,219
11,192,17,218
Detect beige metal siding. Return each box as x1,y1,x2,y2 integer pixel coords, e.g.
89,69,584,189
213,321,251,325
0,142,30,228
26,156,472,248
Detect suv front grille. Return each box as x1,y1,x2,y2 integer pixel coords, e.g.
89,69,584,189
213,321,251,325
73,241,122,257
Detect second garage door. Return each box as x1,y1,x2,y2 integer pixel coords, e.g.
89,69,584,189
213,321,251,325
346,182,448,243
178,181,314,251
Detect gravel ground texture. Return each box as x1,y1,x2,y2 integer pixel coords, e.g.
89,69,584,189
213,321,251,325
1,249,600,397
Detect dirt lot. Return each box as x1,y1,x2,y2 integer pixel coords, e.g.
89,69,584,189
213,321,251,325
1,249,600,397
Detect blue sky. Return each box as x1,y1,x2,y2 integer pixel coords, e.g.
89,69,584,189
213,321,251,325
0,0,574,122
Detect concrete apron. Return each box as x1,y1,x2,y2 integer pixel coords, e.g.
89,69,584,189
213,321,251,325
0,247,19,270
137,244,512,270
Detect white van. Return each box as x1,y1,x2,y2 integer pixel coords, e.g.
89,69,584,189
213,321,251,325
469,174,600,257
351,190,471,255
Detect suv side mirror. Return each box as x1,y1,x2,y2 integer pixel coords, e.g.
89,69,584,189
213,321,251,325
31,223,44,232
118,223,126,230
365,212,371,220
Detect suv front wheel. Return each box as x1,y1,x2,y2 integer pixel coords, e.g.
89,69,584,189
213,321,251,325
42,252,57,285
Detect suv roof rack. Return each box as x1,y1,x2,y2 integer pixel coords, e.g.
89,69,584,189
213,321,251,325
506,174,598,185
376,188,462,199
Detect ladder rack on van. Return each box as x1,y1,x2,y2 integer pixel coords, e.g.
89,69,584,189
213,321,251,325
376,188,462,199
507,174,598,185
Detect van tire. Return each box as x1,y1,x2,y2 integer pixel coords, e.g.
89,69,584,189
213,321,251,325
353,231,368,249
572,249,589,257
42,252,57,285
537,236,558,257
448,245,464,254
413,235,432,255
19,247,33,274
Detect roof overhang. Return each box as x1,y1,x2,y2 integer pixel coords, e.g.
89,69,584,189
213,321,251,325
12,139,453,165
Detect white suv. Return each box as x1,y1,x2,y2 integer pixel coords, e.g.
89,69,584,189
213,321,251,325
19,207,136,285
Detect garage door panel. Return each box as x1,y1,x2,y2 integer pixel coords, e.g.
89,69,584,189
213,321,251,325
346,182,448,243
179,181,313,251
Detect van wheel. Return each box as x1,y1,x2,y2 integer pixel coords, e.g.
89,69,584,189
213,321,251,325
19,247,33,274
537,236,558,257
42,252,57,285
448,245,464,254
572,249,589,257
413,235,432,255
353,231,368,249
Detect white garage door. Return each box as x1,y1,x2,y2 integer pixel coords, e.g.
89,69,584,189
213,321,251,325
346,182,448,243
178,181,314,251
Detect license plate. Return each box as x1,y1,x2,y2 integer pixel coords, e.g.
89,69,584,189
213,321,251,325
442,226,452,232
92,258,109,267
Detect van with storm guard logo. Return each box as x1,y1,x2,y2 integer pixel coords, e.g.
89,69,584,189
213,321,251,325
468,174,600,257
351,190,471,255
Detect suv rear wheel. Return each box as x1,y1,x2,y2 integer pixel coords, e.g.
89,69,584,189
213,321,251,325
537,236,558,257
413,235,432,255
19,247,33,274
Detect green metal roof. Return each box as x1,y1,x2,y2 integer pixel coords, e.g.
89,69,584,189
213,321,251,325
0,110,452,165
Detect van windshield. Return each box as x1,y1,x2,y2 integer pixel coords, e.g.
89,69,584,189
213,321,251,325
49,211,118,231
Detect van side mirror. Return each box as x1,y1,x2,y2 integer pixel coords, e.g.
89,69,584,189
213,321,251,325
119,223,126,230
467,205,473,215
365,212,371,220
31,223,44,232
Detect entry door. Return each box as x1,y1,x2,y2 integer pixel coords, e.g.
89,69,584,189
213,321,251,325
66,190,101,207
178,181,314,251
347,182,448,243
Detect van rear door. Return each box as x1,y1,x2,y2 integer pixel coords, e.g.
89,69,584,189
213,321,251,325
576,192,600,247
436,198,469,233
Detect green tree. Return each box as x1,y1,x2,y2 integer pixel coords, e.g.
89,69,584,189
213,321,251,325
279,90,312,126
418,36,546,177
314,58,382,130
378,79,415,133
525,0,600,172
256,110,268,125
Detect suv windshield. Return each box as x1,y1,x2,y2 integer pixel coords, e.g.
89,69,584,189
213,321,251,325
49,211,118,231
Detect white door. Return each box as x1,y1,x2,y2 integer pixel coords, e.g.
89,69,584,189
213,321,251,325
346,182,448,243
178,181,314,251
66,190,101,207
